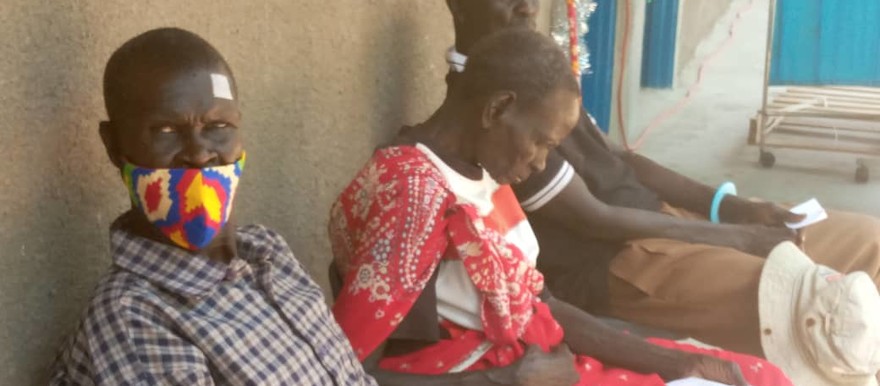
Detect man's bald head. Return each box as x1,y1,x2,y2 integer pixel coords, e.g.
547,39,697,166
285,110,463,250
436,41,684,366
99,28,242,171
446,0,539,55
103,28,235,121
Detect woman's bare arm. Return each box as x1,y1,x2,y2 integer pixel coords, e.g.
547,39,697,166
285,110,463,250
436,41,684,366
546,297,748,385
363,341,578,386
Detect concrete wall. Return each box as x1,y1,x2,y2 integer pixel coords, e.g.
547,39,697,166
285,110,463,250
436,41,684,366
608,0,648,143
0,1,456,384
677,0,733,73
539,0,555,34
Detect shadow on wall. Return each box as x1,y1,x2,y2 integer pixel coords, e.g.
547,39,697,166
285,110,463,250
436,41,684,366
1,2,126,384
233,2,443,296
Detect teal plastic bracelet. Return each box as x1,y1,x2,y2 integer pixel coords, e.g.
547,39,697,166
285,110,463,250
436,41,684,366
710,182,737,224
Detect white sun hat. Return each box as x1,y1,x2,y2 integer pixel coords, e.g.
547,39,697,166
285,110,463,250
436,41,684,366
759,241,880,386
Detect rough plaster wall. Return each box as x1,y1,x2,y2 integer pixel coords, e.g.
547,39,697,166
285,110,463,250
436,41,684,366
677,0,733,72
0,1,452,384
538,0,554,33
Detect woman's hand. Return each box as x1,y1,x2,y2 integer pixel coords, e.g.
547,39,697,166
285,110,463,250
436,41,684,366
678,354,749,386
512,344,579,386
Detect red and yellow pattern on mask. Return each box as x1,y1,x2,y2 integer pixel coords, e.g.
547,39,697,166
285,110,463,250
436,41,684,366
122,154,245,251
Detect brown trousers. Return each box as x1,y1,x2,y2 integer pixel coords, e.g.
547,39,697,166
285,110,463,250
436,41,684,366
607,204,880,357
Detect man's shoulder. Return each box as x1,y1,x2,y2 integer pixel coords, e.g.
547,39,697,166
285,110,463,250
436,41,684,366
84,269,159,325
52,270,155,376
236,224,286,250
235,224,312,276
236,224,296,259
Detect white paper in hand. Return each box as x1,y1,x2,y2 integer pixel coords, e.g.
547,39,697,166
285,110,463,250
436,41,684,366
786,198,828,230
667,378,731,386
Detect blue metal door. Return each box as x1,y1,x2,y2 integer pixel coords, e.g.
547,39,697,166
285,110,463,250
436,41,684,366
583,0,618,133
641,0,680,88
770,0,880,86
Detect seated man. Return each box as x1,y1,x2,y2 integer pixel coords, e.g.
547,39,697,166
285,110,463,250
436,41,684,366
50,28,375,386
445,0,880,356
329,28,791,386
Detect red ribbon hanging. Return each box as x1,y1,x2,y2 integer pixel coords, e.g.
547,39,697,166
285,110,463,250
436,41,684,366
567,0,581,81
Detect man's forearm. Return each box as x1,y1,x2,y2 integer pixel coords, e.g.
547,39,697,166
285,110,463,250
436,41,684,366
547,297,687,381
534,173,749,250
590,204,748,250
619,151,715,216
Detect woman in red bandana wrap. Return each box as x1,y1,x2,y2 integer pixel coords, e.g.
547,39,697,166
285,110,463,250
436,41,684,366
329,30,792,386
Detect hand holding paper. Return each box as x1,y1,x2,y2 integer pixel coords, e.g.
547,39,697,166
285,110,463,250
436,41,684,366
786,198,828,230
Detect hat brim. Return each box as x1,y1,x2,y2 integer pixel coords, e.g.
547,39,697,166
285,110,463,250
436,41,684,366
760,242,818,385
759,242,880,386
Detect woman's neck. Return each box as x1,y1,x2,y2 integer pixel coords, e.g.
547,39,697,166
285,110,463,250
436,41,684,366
408,102,483,180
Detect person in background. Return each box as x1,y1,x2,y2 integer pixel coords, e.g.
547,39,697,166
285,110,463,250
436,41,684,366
445,0,880,357
50,28,375,386
329,28,791,386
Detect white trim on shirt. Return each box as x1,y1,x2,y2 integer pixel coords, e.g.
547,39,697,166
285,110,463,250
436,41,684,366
447,46,468,73
520,161,575,212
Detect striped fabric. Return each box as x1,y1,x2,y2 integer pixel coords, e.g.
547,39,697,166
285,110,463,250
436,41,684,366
520,161,575,212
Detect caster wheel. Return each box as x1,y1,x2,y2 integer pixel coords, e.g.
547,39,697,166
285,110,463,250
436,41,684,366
856,165,870,184
759,151,776,168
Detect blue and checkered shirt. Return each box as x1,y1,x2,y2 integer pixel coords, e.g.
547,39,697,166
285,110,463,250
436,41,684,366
51,219,376,386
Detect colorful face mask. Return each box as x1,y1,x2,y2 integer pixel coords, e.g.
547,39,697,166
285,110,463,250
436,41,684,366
122,154,245,251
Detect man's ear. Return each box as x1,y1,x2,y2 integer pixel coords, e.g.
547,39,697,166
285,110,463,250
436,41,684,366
99,121,124,169
481,91,517,130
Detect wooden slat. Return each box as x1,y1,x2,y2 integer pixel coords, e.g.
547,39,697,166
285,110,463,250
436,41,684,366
779,118,880,134
826,86,880,95
787,86,880,100
772,96,880,111
753,86,880,155
786,89,880,105
762,116,783,136
763,137,880,156
765,105,880,119
775,125,880,144
776,90,880,106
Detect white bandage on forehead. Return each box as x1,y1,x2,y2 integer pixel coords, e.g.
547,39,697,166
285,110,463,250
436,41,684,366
210,73,234,100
